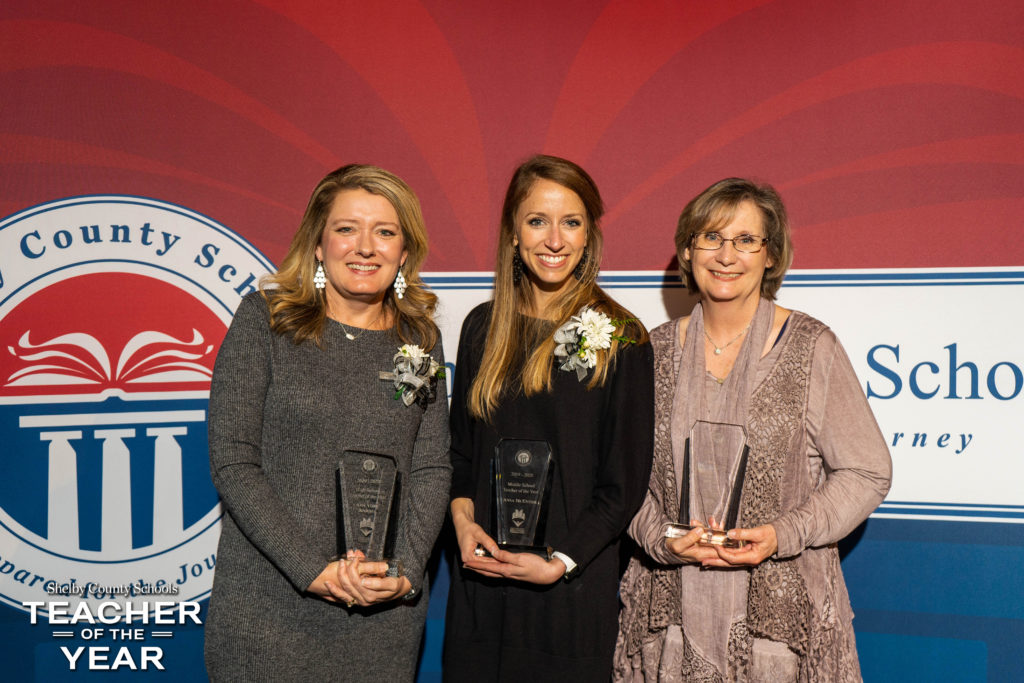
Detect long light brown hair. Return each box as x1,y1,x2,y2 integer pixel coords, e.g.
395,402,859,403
261,164,439,350
468,155,648,420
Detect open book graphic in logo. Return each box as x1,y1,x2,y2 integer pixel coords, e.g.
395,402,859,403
0,195,273,617
5,329,214,391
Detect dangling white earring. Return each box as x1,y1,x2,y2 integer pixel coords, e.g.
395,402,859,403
314,260,326,290
394,269,407,300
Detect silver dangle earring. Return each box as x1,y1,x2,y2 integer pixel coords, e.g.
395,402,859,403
314,260,326,290
394,269,407,300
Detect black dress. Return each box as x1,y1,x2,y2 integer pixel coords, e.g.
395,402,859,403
443,303,655,682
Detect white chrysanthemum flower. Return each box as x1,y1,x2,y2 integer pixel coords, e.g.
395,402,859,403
400,344,426,360
575,309,614,351
554,307,625,380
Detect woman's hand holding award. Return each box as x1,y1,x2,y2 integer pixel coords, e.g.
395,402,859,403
664,421,749,549
336,450,403,577
474,439,554,559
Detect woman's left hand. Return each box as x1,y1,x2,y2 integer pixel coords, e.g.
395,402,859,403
701,523,778,568
324,550,414,607
462,548,566,585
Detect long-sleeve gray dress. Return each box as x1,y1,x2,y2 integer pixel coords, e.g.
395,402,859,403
204,292,450,681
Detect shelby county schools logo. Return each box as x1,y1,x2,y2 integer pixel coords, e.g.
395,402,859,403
0,196,273,614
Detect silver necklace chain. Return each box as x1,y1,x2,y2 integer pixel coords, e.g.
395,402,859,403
337,309,384,341
704,323,750,355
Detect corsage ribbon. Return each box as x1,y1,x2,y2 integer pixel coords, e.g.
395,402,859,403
379,345,444,406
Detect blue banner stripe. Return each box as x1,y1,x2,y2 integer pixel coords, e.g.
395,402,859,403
882,501,1024,510
421,270,1024,289
874,509,1024,521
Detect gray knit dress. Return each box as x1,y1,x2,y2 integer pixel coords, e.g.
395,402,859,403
204,292,451,681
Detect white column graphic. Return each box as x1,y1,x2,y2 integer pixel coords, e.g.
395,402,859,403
39,430,83,548
147,426,187,546
20,410,206,555
95,428,136,553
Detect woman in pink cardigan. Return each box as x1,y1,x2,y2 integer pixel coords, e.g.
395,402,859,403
615,178,891,682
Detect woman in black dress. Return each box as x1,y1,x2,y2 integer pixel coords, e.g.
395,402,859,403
443,155,655,681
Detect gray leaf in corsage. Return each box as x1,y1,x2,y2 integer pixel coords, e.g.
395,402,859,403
553,307,636,382
379,344,446,406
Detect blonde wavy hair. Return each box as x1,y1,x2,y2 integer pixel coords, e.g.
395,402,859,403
468,155,648,421
260,164,438,350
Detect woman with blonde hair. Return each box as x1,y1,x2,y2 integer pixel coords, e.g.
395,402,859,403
206,164,450,680
443,155,655,681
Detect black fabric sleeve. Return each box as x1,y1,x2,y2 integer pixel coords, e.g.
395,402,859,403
560,341,655,572
449,304,488,501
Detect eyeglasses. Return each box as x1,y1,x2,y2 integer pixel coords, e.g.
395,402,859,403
691,232,768,253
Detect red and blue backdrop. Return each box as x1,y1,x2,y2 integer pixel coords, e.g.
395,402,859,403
1,1,1022,680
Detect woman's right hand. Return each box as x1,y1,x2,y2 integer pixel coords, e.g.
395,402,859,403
665,519,719,565
450,498,567,583
326,550,413,607
307,560,344,602
450,497,505,577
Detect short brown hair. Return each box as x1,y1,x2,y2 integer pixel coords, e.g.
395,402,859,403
675,177,793,300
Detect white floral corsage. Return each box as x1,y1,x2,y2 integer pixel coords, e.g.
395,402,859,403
553,307,636,381
379,345,445,406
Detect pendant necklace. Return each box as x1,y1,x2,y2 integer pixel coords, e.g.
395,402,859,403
338,323,363,341
338,309,384,341
704,323,751,355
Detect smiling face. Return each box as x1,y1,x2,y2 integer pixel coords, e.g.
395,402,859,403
315,188,407,315
514,178,588,313
684,200,772,306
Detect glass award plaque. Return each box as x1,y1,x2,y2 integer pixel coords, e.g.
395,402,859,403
336,450,402,575
664,421,749,549
486,439,553,557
